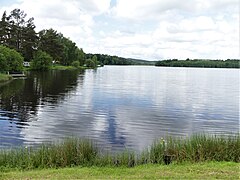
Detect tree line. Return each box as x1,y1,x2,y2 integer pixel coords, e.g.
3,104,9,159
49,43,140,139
86,54,155,66
0,9,89,72
86,54,134,65
3,8,236,72
0,8,153,73
155,59,240,68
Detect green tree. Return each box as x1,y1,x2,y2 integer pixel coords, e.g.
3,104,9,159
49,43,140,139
0,9,37,61
21,17,38,61
60,36,85,66
7,9,27,51
85,59,96,68
155,59,240,68
31,50,52,70
0,53,8,72
1,9,88,68
85,53,136,65
0,11,10,46
61,36,78,65
92,55,98,66
71,60,80,68
38,29,64,62
75,48,85,66
0,45,24,72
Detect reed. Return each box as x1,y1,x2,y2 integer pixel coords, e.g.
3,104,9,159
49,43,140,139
0,138,97,169
149,134,240,164
0,134,239,170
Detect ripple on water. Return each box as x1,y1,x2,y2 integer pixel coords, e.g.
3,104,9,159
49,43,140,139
0,67,239,150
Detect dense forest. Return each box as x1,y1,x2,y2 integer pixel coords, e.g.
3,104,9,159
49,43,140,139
86,53,155,66
155,59,240,68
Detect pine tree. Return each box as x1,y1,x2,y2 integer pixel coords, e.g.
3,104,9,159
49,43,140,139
0,9,37,61
0,11,10,46
38,29,64,62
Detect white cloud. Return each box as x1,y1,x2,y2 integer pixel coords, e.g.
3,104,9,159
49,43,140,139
101,0,239,59
0,0,112,56
114,0,238,20
92,10,238,60
0,0,239,60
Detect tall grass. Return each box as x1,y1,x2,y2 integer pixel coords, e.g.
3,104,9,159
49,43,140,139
0,74,12,83
0,134,239,170
149,134,240,164
0,138,97,169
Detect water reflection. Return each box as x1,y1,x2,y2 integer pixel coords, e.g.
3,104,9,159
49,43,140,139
0,70,83,147
0,66,239,151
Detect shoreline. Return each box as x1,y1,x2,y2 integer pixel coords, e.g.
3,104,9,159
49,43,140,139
0,66,93,86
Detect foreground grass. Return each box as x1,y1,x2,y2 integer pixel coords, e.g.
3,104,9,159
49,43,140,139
0,73,12,83
0,135,239,170
1,162,239,179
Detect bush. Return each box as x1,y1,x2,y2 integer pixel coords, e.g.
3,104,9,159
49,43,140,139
0,45,24,72
71,61,80,68
31,51,52,70
0,53,8,73
85,59,96,68
0,74,12,83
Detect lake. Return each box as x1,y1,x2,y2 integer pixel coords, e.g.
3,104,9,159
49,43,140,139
0,66,239,151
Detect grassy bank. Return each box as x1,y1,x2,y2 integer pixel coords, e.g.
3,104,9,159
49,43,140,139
0,134,239,171
50,65,88,70
50,65,78,70
1,162,239,179
23,65,89,71
0,73,12,83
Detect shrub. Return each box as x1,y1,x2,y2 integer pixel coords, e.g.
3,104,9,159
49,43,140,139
0,53,8,73
71,60,80,68
85,59,96,68
31,50,52,70
0,45,24,72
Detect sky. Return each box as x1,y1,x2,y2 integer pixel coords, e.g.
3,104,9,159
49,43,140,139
0,0,239,60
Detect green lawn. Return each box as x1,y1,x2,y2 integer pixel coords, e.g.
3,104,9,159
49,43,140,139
1,162,239,179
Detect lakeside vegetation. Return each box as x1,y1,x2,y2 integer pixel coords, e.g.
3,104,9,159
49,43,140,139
86,53,155,66
1,8,238,74
0,134,239,170
155,59,240,68
1,162,239,179
0,73,12,83
0,9,99,73
0,8,154,75
50,65,83,71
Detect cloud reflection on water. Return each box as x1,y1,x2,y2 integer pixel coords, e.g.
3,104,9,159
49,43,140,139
0,66,239,151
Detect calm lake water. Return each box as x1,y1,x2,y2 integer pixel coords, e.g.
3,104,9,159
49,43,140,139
0,66,239,151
